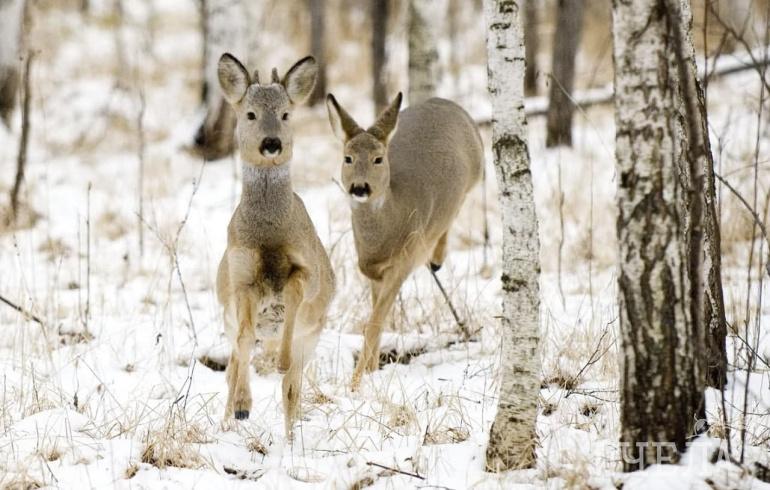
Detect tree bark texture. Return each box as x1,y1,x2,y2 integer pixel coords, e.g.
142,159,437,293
0,0,25,127
193,0,256,161
664,0,727,389
372,0,389,113
612,0,706,471
308,0,326,106
408,0,440,105
524,0,539,95
483,0,542,472
545,0,584,147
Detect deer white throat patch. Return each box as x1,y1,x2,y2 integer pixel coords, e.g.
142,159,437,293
242,164,290,185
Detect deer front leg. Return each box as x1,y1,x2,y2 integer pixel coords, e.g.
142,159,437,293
278,270,306,373
230,290,257,420
351,268,409,391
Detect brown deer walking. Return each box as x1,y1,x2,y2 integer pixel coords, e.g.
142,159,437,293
326,93,483,390
216,53,334,438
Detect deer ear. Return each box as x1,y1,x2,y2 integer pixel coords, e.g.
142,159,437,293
326,94,363,142
282,56,318,104
368,92,402,142
218,53,250,104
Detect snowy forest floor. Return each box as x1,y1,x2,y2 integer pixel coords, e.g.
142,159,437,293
0,1,769,489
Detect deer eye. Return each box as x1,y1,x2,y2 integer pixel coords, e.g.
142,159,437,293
282,112,290,121
373,156,383,165
247,112,256,120
344,156,353,164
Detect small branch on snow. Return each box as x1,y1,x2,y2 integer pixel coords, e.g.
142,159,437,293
0,293,45,326
366,461,425,480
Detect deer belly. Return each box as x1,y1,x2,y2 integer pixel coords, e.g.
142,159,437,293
223,290,286,344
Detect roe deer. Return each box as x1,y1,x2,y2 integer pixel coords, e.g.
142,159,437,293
215,53,335,438
326,93,483,390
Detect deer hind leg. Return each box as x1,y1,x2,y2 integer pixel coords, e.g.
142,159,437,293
229,290,257,420
282,316,322,440
224,350,239,419
429,231,449,272
277,270,306,373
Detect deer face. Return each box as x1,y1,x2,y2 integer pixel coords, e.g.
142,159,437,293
326,93,402,205
218,54,317,167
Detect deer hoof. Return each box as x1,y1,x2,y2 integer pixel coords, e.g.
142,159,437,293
234,410,250,420
430,262,442,272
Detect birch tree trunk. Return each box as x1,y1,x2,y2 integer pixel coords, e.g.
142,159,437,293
408,0,440,105
483,0,542,472
545,0,584,147
613,0,706,471
664,0,727,389
524,0,539,95
371,0,389,113
0,0,25,127
308,0,326,106
192,0,254,160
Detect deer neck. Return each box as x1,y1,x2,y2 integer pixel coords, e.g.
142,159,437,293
350,184,399,238
239,164,293,222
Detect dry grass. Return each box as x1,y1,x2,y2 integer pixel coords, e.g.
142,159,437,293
140,412,209,470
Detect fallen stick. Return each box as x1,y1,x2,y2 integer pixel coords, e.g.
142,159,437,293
0,293,45,326
366,461,425,480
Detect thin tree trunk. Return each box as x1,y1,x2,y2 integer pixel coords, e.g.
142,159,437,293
613,0,706,471
483,0,542,472
199,0,208,103
545,0,584,147
408,0,440,105
10,52,32,221
192,0,252,161
369,0,390,114
308,0,326,106
524,0,539,95
0,0,25,127
372,0,389,113
664,0,728,389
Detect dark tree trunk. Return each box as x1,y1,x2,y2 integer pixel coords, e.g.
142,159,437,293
10,53,32,221
0,0,25,128
524,0,539,95
308,0,326,106
613,0,706,472
372,0,389,113
545,0,584,147
664,0,728,390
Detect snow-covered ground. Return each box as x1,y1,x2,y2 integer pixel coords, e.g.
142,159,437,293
0,1,768,488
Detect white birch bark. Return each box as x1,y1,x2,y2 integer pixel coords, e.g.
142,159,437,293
0,0,25,126
483,0,541,472
192,0,260,160
204,0,252,114
408,0,442,105
613,0,705,471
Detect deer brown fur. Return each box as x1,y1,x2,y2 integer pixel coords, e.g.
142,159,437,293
326,93,483,389
216,53,334,438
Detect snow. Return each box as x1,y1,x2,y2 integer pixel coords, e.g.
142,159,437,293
0,1,769,489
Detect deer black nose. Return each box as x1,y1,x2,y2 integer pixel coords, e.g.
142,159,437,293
349,183,371,198
260,137,282,156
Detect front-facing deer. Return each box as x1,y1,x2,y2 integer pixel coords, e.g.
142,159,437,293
215,53,334,438
326,93,483,390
